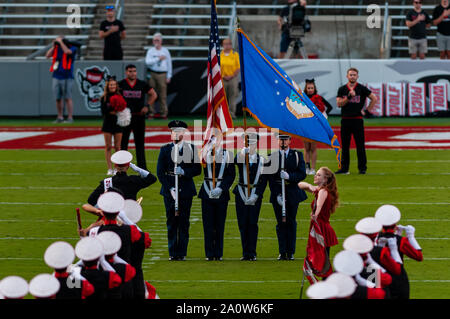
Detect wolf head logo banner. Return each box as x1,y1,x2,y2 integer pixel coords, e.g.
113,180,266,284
76,66,110,111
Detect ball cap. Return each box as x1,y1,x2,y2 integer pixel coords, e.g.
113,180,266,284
123,199,143,224
28,274,60,298
168,120,188,131
0,276,29,299
111,150,133,165
96,231,122,255
343,234,374,254
333,250,364,276
375,204,401,226
75,237,104,262
97,191,125,214
355,217,382,235
44,241,75,269
326,273,357,298
306,281,339,299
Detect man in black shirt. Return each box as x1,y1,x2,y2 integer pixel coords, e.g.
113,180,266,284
336,68,377,175
432,0,450,59
99,5,126,60
119,64,158,170
406,0,432,59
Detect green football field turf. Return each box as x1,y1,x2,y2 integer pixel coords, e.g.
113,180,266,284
0,140,449,299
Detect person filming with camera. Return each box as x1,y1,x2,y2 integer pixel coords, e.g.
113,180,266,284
277,0,309,58
45,36,79,123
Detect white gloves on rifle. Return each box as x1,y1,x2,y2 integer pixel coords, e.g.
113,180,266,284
210,187,223,199
405,225,422,250
174,166,184,176
245,194,258,206
387,237,403,264
277,194,284,206
395,224,407,236
241,147,250,155
129,163,150,178
280,170,289,180
170,187,177,200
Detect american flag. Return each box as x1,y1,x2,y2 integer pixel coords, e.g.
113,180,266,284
202,0,233,160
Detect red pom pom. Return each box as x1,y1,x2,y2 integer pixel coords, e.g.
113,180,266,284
110,94,127,112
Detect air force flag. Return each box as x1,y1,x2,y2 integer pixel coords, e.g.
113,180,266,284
237,29,341,166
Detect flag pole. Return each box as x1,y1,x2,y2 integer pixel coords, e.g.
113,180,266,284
243,109,251,197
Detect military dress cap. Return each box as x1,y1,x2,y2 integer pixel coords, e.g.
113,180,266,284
326,273,357,298
333,250,364,276
273,132,291,140
343,234,374,254
0,276,29,299
111,150,133,165
96,231,122,256
374,204,401,226
44,241,75,269
75,237,104,262
97,191,125,214
28,274,60,298
306,281,339,299
168,120,188,131
123,199,143,224
355,217,383,235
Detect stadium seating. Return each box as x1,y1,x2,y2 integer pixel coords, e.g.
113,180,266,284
0,0,96,59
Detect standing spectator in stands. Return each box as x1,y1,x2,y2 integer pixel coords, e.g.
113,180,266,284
303,79,332,175
99,5,126,60
433,0,450,59
335,68,377,175
145,33,172,120
406,0,432,59
45,36,78,123
277,0,307,58
220,38,240,119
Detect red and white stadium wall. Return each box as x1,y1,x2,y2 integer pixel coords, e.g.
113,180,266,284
0,59,448,117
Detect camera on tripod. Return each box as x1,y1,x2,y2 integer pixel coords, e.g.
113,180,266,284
283,0,311,39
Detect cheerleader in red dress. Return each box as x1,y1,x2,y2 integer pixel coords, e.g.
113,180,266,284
299,166,339,256
303,79,333,176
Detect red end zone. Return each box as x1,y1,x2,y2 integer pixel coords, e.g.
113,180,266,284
0,126,449,150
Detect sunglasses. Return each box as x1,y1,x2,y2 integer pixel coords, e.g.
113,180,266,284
105,5,115,10
106,75,116,81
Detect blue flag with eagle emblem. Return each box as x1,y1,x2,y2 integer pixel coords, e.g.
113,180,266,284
237,29,341,167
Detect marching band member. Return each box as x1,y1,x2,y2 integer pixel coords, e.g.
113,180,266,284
375,204,423,299
233,133,267,261
44,241,95,299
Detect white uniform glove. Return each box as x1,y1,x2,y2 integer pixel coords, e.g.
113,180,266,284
170,187,177,200
240,147,250,155
387,237,403,264
210,187,223,199
277,194,284,206
280,170,289,180
395,225,406,236
99,255,116,273
129,163,150,178
405,225,422,250
113,255,128,265
376,237,388,247
174,166,184,176
245,194,258,206
355,273,376,288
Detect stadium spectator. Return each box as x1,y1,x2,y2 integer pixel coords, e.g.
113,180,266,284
303,79,332,175
406,0,432,59
298,167,339,259
45,36,78,123
101,76,124,176
119,64,157,170
277,0,307,58
220,38,240,119
432,0,450,59
145,33,172,119
99,5,126,61
335,68,377,175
